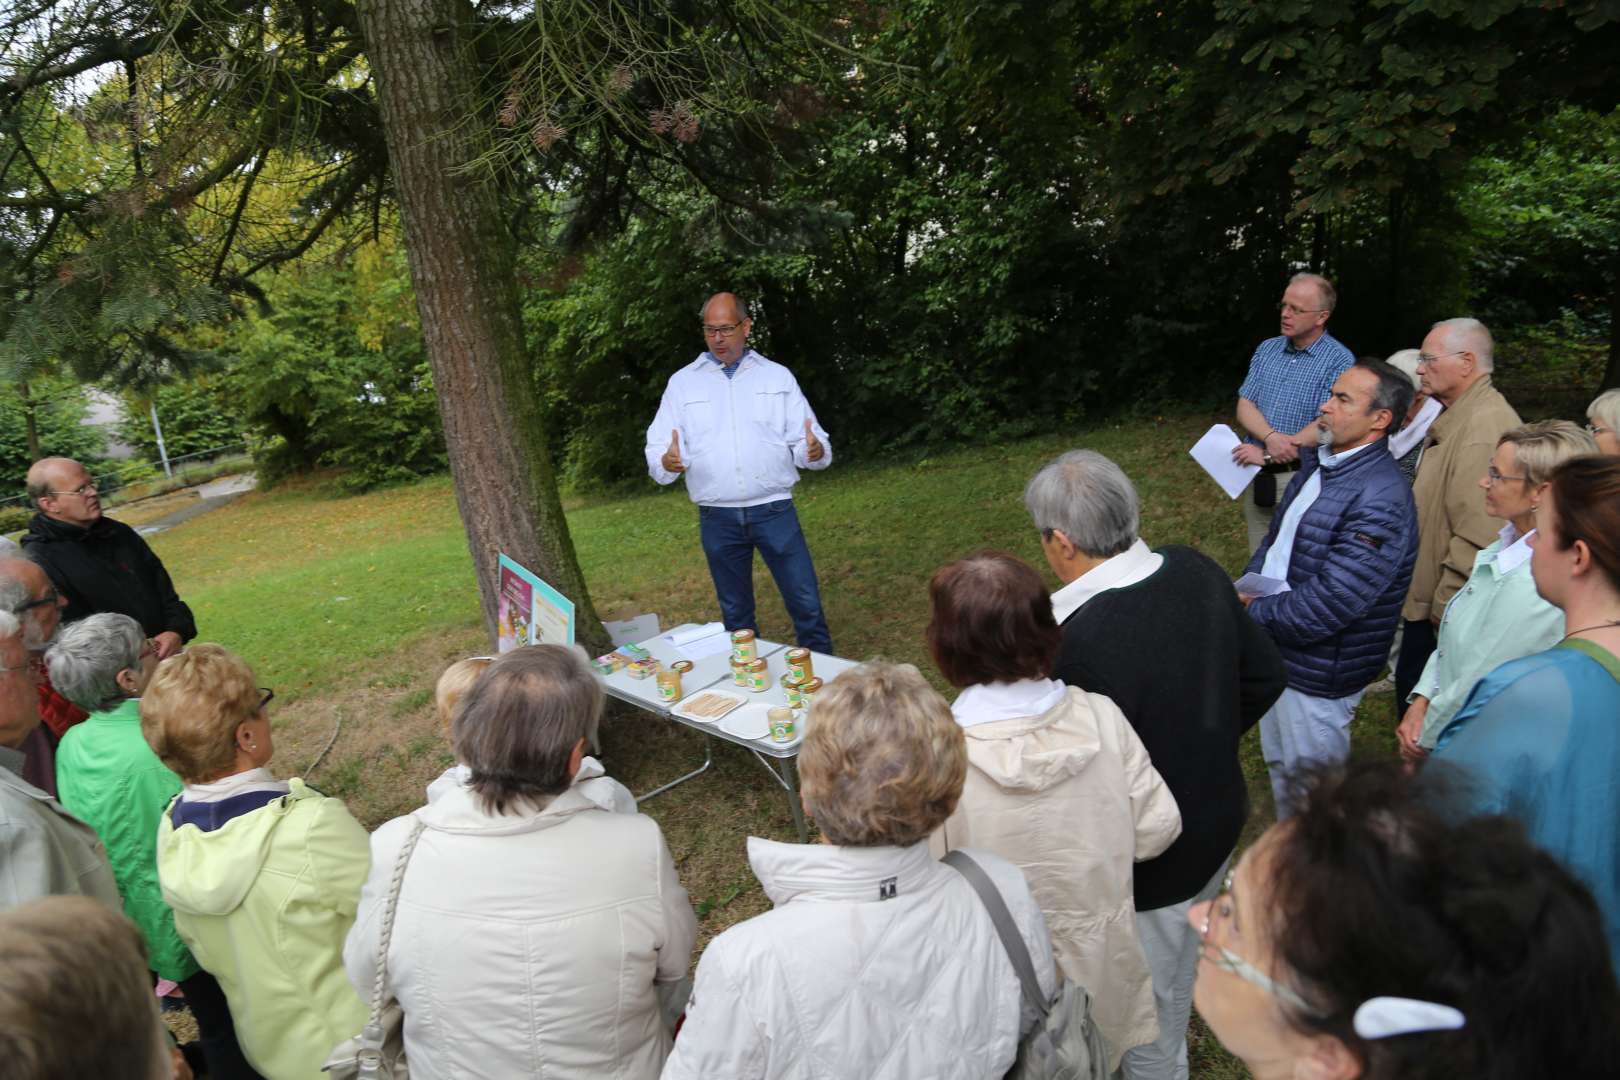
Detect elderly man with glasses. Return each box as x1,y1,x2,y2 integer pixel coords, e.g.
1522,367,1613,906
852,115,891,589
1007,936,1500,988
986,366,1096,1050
644,292,834,653
0,557,86,797
20,456,195,662
1230,273,1357,554
1390,318,1522,713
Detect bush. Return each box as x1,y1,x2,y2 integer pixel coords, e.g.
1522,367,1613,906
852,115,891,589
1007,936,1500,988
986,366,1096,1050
0,504,34,534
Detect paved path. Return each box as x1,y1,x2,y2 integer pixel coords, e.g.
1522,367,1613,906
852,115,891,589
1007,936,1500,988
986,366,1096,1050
134,473,259,536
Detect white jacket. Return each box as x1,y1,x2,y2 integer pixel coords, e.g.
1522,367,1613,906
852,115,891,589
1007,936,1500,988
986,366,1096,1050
644,350,832,507
662,839,1056,1080
931,681,1182,1069
344,766,698,1080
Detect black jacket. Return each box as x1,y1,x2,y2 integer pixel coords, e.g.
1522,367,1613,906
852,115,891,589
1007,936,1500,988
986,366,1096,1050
21,513,197,641
1055,545,1285,911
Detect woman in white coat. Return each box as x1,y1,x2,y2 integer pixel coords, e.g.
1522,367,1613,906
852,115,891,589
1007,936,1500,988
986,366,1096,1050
344,645,697,1080
926,552,1182,1068
664,661,1058,1080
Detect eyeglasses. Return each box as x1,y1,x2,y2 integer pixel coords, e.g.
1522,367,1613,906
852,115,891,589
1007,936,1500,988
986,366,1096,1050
1484,467,1527,487
14,586,60,614
1278,302,1326,317
1197,866,1317,1015
1589,423,1614,438
1415,350,1464,368
139,638,158,660
47,482,97,497
701,322,744,339
258,687,275,711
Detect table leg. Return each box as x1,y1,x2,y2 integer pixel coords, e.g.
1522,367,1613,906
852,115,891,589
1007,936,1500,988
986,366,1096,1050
635,734,714,804
747,748,810,844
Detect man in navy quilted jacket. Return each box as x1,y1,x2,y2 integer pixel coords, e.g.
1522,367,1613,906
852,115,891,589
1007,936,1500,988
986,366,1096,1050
1241,358,1419,817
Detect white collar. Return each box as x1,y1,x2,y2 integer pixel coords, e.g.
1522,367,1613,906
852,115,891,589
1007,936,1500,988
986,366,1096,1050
747,837,939,905
1051,539,1164,624
1493,522,1535,576
1389,397,1443,458
181,767,288,803
416,756,621,831
1318,439,1376,468
951,679,1067,729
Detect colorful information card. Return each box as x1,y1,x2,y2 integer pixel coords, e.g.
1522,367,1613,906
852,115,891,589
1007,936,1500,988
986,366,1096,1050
497,553,576,652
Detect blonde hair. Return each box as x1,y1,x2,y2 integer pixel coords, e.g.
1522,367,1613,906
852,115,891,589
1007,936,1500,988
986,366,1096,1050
436,657,492,735
1499,420,1598,488
799,662,966,847
0,896,170,1080
141,644,261,782
1588,389,1620,434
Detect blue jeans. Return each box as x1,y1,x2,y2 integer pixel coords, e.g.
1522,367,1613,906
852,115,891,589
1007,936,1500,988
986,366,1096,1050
698,500,832,654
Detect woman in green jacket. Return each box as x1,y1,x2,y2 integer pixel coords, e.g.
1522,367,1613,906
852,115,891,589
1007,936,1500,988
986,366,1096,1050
51,613,258,1078
143,643,369,1080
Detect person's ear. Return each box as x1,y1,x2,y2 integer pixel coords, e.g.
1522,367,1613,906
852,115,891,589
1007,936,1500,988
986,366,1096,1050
1048,529,1078,560
114,667,142,697
567,737,585,780
236,719,257,753
1294,1033,1360,1080
1569,538,1594,578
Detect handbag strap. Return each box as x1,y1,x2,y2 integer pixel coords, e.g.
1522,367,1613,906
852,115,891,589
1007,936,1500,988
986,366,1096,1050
368,818,426,1018
942,849,1050,1019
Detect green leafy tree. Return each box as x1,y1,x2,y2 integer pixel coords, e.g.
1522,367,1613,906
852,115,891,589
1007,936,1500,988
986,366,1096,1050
0,376,105,496
116,376,245,461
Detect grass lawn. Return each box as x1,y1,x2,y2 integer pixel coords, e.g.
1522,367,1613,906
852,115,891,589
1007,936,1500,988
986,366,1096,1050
151,409,1404,1079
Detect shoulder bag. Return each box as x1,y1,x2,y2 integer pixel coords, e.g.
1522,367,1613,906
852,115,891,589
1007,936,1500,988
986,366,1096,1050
323,819,426,1079
942,849,1113,1080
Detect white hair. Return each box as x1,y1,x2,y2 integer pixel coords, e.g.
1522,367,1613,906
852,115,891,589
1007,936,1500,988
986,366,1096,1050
1024,450,1140,558
46,613,145,713
0,610,20,652
1588,389,1620,433
1431,318,1495,372
1386,349,1423,390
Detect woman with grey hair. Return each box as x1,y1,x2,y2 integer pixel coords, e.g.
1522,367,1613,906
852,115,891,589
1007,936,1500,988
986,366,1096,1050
50,613,256,1078
1589,388,1620,455
1384,348,1441,483
665,662,1060,1080
343,644,696,1080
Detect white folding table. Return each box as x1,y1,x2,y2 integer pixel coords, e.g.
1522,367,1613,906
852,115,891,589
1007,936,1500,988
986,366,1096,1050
596,624,859,843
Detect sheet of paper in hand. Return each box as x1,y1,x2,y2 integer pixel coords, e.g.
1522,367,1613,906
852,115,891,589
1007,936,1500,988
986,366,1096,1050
1190,424,1262,500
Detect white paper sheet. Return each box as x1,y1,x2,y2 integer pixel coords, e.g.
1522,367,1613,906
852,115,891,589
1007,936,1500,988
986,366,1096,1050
1190,424,1261,500
664,622,731,660
1233,572,1291,598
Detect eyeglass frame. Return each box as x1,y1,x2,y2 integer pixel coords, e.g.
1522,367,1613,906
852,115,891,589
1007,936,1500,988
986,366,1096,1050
1589,422,1614,438
46,482,98,498
1197,866,1319,1015
700,321,748,339
13,586,61,615
1415,350,1465,368
1277,302,1327,317
257,687,275,711
1483,466,1528,487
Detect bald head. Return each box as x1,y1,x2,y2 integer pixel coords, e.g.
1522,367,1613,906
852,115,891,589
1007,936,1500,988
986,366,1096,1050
26,457,101,527
0,557,63,651
699,292,752,364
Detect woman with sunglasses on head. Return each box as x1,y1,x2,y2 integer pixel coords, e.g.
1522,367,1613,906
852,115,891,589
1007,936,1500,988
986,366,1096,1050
1395,421,1596,763
1191,758,1620,1080
143,644,369,1080
1432,455,1620,973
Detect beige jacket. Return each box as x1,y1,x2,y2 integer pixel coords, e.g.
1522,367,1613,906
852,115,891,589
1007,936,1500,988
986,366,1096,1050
1403,376,1522,622
930,682,1182,1069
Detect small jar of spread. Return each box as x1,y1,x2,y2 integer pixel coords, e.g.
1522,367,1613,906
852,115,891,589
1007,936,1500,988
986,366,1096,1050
670,659,695,675
746,658,770,692
785,647,814,684
730,629,757,665
731,659,750,688
655,669,682,702
781,673,805,708
799,676,824,709
768,706,796,743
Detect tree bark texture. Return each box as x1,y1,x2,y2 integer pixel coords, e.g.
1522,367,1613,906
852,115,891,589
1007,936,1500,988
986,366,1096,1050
355,0,608,652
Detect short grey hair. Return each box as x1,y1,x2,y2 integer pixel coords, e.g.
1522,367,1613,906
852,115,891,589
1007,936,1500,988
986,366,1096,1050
1431,317,1495,372
1291,272,1337,313
0,610,19,649
46,613,145,713
1024,450,1140,558
1588,389,1620,434
453,644,603,815
1386,349,1422,390
0,577,27,619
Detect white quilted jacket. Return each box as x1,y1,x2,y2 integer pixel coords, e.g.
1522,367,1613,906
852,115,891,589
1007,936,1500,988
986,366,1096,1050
662,838,1056,1080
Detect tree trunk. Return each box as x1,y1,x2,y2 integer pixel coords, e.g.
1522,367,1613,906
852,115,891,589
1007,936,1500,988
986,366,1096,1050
355,0,608,654
19,381,40,460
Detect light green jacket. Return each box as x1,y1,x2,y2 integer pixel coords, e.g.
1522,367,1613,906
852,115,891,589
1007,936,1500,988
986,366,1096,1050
56,698,196,980
157,777,370,1079
1414,527,1564,748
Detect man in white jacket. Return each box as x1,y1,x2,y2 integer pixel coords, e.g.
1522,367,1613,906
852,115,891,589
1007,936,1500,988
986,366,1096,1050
645,293,834,652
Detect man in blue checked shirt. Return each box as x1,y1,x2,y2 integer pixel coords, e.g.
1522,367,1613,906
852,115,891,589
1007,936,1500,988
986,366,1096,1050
645,293,834,653
1231,273,1356,553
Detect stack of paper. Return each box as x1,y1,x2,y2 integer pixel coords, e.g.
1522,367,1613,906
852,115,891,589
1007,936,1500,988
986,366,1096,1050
1189,424,1261,500
665,622,731,660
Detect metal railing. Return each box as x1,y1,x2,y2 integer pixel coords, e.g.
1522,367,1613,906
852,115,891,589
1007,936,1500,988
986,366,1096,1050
1,442,250,508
